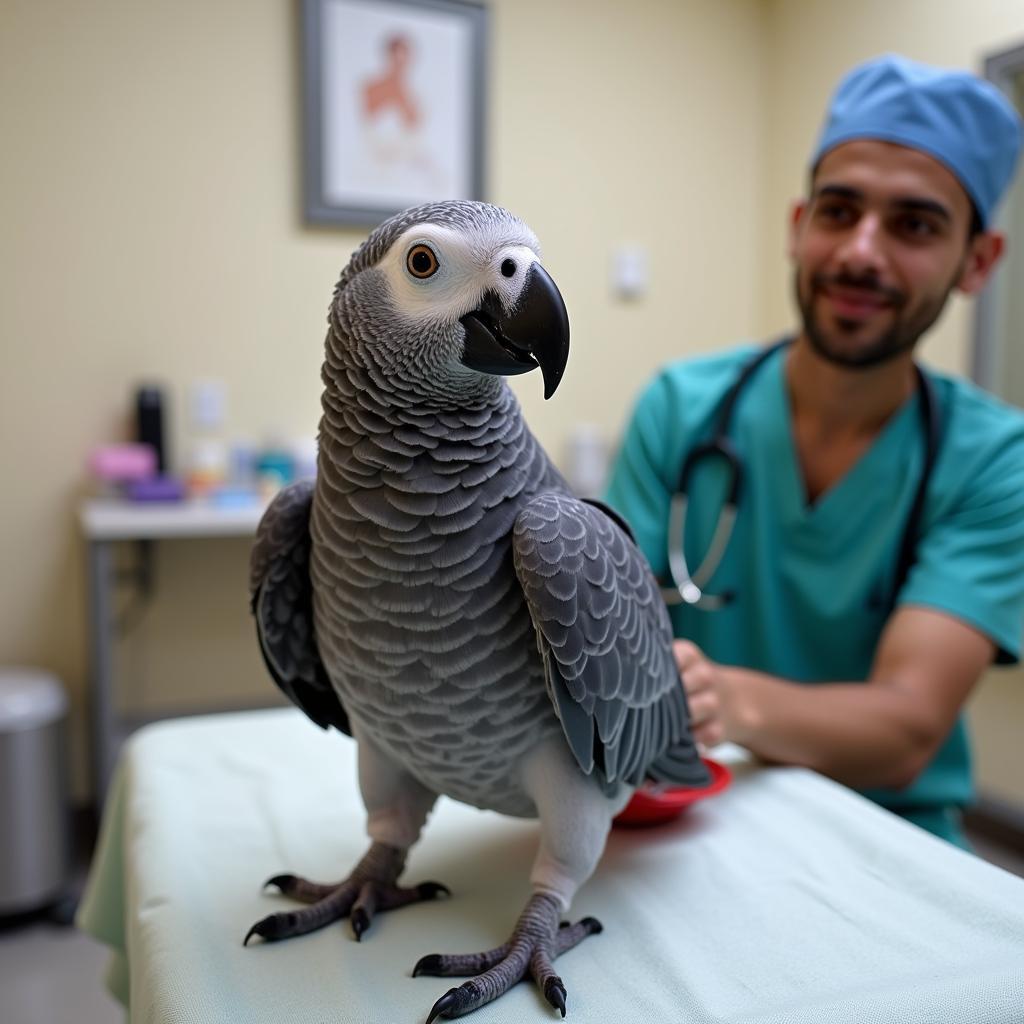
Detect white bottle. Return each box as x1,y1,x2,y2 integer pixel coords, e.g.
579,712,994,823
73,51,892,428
185,379,228,497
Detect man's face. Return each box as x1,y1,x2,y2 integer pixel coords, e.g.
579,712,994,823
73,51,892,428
790,140,982,369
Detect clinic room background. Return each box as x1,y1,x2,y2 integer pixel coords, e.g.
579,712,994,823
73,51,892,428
1,0,1022,810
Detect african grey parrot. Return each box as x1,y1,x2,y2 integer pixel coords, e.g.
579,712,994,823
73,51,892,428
245,200,710,1021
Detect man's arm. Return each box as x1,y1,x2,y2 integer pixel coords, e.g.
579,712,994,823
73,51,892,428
677,605,994,789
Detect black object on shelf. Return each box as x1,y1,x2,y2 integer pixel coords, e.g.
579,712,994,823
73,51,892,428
135,385,167,473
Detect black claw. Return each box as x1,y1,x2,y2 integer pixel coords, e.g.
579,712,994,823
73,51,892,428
351,908,370,941
425,982,479,1023
418,881,451,900
243,917,278,946
412,953,444,977
545,977,567,1017
262,874,294,892
242,912,296,946
425,988,460,1024
579,916,603,935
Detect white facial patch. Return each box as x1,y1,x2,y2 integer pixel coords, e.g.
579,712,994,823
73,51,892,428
381,222,540,326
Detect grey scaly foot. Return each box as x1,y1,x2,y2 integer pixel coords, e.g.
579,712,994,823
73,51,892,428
414,893,602,1021
243,841,449,945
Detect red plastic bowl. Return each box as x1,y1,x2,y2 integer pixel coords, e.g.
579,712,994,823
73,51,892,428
613,758,732,827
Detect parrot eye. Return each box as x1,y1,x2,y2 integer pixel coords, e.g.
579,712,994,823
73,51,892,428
501,258,517,278
406,244,439,279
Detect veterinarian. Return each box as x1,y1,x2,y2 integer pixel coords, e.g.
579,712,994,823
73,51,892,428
606,54,1024,848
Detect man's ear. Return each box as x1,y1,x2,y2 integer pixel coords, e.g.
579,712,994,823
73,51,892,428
787,200,808,261
957,231,1006,295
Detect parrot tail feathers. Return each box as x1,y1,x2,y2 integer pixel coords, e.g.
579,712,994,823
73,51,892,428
647,744,713,788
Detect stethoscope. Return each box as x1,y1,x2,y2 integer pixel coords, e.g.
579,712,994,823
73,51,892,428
661,337,943,612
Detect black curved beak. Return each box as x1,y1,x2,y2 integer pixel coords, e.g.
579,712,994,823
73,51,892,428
458,263,570,399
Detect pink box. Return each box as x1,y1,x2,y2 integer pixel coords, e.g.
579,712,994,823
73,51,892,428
88,444,157,482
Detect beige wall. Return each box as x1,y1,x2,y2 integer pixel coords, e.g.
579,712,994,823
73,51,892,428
760,0,1024,807
0,0,768,800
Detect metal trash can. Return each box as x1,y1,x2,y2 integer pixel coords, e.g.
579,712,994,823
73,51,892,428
0,668,70,915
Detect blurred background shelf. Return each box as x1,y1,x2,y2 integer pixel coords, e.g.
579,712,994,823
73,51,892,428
80,497,268,542
80,497,273,803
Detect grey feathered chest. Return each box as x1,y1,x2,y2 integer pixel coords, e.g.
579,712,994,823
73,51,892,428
310,367,566,816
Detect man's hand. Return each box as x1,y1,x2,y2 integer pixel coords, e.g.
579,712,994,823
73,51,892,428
671,608,993,787
673,640,756,751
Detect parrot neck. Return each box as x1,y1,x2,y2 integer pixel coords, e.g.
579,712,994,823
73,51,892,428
318,359,533,471
324,316,507,411
315,320,563,509
313,365,562,550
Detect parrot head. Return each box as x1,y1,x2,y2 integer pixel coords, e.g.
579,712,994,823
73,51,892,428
329,201,570,400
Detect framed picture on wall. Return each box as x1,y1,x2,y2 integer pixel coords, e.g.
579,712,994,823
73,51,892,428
303,0,488,226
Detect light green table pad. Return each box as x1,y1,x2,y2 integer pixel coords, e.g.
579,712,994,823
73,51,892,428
77,708,1024,1023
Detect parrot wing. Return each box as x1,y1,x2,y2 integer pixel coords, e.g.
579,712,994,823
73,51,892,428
512,493,709,790
250,479,351,735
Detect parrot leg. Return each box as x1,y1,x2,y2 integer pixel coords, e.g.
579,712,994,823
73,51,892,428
245,728,442,946
243,841,448,945
414,893,601,1021
410,736,629,1018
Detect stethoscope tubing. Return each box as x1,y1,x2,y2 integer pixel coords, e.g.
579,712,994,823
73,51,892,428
661,338,941,612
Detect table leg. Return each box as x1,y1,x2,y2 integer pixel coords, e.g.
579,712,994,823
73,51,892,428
87,540,117,803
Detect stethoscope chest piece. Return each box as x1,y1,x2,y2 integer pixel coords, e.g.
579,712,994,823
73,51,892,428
664,439,741,609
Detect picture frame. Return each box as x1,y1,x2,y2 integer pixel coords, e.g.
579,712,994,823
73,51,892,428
302,0,488,227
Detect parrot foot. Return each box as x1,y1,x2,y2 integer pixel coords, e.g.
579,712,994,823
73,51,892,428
415,893,602,1021
243,842,449,946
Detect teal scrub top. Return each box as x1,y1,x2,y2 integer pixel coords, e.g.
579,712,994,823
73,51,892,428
605,344,1024,846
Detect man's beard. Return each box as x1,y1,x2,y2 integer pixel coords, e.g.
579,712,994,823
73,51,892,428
795,269,956,370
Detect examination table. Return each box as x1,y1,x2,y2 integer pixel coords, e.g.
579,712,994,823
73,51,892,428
77,708,1024,1023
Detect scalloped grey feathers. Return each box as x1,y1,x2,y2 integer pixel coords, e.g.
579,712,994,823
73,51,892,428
513,494,708,791
250,200,709,818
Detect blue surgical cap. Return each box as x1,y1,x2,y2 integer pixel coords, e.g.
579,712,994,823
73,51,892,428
812,54,1023,227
